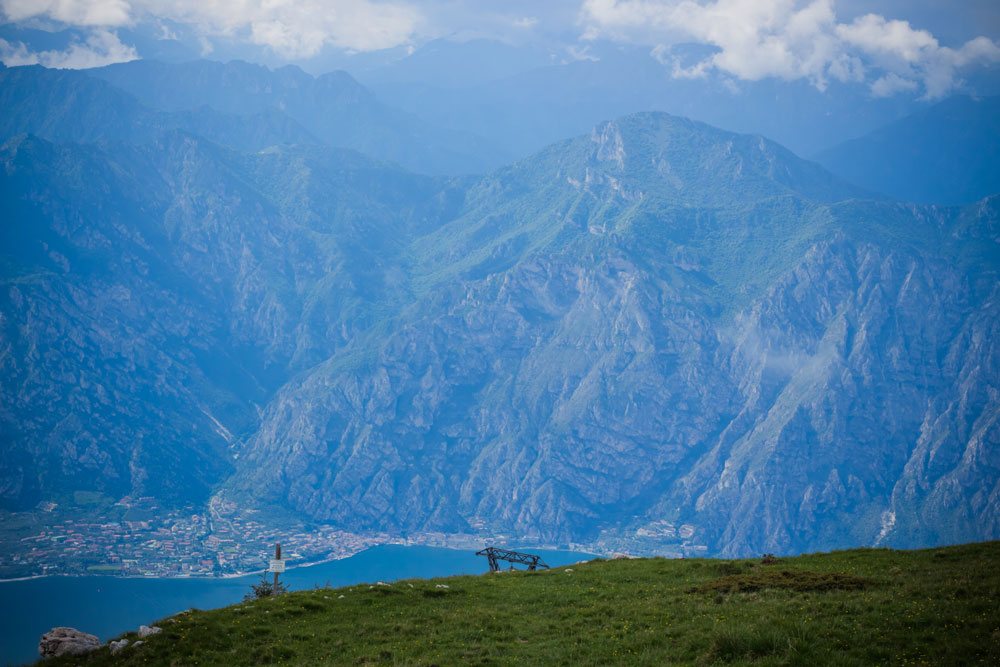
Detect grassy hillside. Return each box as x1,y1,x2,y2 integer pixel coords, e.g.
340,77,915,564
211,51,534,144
45,542,999,665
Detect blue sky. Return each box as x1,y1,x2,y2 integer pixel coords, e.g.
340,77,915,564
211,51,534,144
1,1,998,99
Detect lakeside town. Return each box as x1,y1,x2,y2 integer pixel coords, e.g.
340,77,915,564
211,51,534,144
0,495,406,579
0,494,708,580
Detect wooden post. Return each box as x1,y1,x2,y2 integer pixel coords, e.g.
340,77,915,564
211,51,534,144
273,543,281,595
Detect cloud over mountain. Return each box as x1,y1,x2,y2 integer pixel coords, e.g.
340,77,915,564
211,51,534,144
1,0,131,26
0,0,421,61
579,0,1000,98
1,0,996,94
0,27,136,67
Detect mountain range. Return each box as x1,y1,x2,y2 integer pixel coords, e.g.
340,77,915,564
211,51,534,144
815,95,1000,205
357,40,917,159
1,60,999,558
0,60,508,176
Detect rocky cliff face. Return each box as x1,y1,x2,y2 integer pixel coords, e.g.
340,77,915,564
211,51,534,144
225,115,1000,555
2,108,997,556
0,131,444,509
675,230,999,554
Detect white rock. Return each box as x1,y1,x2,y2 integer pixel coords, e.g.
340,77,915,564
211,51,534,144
109,639,129,655
39,627,100,658
138,625,162,638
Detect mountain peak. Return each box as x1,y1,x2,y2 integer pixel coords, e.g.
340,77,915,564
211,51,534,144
523,111,869,208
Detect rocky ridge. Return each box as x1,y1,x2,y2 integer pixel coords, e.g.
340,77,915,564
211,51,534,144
2,108,998,558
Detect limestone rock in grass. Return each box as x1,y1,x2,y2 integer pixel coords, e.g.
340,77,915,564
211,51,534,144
133,641,144,649
138,625,162,638
109,639,129,654
38,627,100,658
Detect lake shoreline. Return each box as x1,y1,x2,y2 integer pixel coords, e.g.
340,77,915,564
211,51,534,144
0,554,357,584
0,545,594,666
0,539,596,584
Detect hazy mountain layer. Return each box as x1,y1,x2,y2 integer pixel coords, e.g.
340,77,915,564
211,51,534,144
0,65,322,153
0,131,448,509
88,59,508,175
816,96,1000,205
2,110,997,556
0,62,505,176
359,41,929,162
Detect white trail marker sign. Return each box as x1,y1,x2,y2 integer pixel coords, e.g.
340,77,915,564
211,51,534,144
269,543,283,594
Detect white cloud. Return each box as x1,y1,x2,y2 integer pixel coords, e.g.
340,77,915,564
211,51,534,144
156,20,178,41
566,43,599,62
836,13,936,63
869,72,917,97
0,28,138,67
579,0,1000,98
0,0,422,57
1,0,131,26
836,13,1000,97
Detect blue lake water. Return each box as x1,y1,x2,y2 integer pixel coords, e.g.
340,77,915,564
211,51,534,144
0,545,591,666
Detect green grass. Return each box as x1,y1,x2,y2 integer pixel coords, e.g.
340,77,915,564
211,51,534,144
86,564,123,573
48,542,1000,666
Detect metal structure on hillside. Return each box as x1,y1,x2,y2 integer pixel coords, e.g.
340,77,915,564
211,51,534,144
476,546,550,573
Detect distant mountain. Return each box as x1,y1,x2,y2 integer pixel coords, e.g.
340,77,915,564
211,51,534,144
0,65,317,151
815,96,1000,205
354,38,557,88
87,59,509,175
0,131,449,510
4,110,996,559
356,39,936,160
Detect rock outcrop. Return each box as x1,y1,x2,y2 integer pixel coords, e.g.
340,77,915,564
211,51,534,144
138,625,162,638
38,627,100,658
